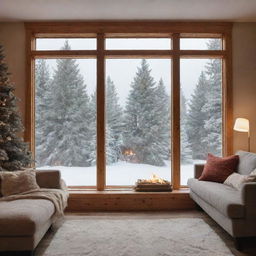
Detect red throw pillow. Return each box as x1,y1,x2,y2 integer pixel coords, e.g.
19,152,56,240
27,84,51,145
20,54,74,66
199,153,239,183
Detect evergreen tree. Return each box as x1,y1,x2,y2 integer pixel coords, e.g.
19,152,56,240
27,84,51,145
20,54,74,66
154,78,170,160
87,91,97,166
202,39,222,156
180,89,192,163
0,45,32,171
186,71,209,159
123,59,169,166
43,41,91,166
35,59,52,166
106,76,123,164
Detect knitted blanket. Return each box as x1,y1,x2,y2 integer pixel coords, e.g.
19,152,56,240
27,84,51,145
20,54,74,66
0,181,69,221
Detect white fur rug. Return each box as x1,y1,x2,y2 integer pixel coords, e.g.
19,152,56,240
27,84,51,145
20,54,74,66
39,218,234,256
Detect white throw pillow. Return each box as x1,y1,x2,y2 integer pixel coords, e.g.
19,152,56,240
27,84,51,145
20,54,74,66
250,168,256,176
224,172,256,190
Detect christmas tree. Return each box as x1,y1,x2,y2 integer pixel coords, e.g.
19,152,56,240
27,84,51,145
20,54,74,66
0,45,32,171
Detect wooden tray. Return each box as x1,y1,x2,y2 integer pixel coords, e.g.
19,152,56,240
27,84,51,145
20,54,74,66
134,183,172,192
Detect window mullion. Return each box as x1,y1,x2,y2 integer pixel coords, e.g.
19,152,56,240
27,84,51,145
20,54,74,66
96,33,106,191
172,33,180,190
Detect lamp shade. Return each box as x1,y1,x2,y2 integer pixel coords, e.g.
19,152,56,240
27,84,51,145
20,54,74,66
233,118,250,133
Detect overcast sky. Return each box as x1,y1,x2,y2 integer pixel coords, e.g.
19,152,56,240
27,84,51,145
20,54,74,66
36,38,220,106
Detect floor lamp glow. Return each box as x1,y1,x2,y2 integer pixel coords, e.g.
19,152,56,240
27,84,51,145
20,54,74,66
233,118,250,152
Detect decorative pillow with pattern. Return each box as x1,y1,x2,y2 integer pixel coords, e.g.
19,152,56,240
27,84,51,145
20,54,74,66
0,169,40,197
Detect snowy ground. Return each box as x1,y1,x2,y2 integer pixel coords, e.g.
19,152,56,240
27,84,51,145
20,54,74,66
37,160,205,186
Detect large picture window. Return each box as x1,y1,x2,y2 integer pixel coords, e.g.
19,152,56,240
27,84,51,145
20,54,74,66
26,22,232,190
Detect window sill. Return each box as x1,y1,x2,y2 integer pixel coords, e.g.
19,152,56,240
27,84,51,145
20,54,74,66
68,188,190,195
66,188,194,212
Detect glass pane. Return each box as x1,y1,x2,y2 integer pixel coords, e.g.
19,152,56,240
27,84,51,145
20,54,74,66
36,38,96,50
180,56,222,185
180,38,222,50
106,38,171,50
106,59,171,185
35,56,96,186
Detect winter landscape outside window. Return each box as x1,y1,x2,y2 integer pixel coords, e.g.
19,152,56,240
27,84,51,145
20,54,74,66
35,48,97,185
28,23,232,190
180,57,222,185
106,59,171,185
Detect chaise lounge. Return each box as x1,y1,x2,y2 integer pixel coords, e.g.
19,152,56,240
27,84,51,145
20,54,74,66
0,170,68,255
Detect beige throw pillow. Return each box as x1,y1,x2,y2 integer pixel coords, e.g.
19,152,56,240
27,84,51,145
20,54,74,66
224,172,256,190
0,170,40,196
250,169,256,176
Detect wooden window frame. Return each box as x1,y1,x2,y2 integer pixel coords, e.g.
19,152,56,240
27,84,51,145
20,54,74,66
25,21,233,191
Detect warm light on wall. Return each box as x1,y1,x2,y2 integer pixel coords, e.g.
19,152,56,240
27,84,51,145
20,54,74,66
234,118,250,151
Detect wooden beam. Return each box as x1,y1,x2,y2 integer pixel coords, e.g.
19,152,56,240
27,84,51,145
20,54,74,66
30,49,226,59
96,34,106,191
179,50,226,58
172,34,180,190
25,21,232,34
222,31,233,155
35,33,96,38
105,50,173,58
25,30,36,165
31,50,97,58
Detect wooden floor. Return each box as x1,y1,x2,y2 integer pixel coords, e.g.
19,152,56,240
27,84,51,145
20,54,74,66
35,211,256,256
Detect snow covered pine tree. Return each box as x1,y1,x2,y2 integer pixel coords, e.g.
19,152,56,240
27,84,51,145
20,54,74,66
180,88,192,164
186,39,222,160
106,76,123,164
186,71,209,159
35,59,51,166
0,45,32,171
40,41,93,167
123,59,169,166
202,39,222,156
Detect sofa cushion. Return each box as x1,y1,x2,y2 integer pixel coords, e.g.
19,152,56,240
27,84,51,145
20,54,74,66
224,172,256,190
0,199,55,236
188,178,244,218
199,153,239,183
36,170,61,189
236,151,256,175
0,170,40,196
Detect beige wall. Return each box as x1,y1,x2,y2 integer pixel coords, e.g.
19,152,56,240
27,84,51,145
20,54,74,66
233,23,256,153
0,23,26,123
0,22,256,153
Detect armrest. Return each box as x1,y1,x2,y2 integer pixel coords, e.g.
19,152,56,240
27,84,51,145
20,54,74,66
241,182,256,218
36,170,61,189
194,164,205,179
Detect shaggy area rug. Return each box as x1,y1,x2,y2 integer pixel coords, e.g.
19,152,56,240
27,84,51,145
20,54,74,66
38,218,234,256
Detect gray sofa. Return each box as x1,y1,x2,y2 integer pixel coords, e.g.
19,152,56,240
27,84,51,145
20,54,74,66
188,151,256,250
0,170,67,256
